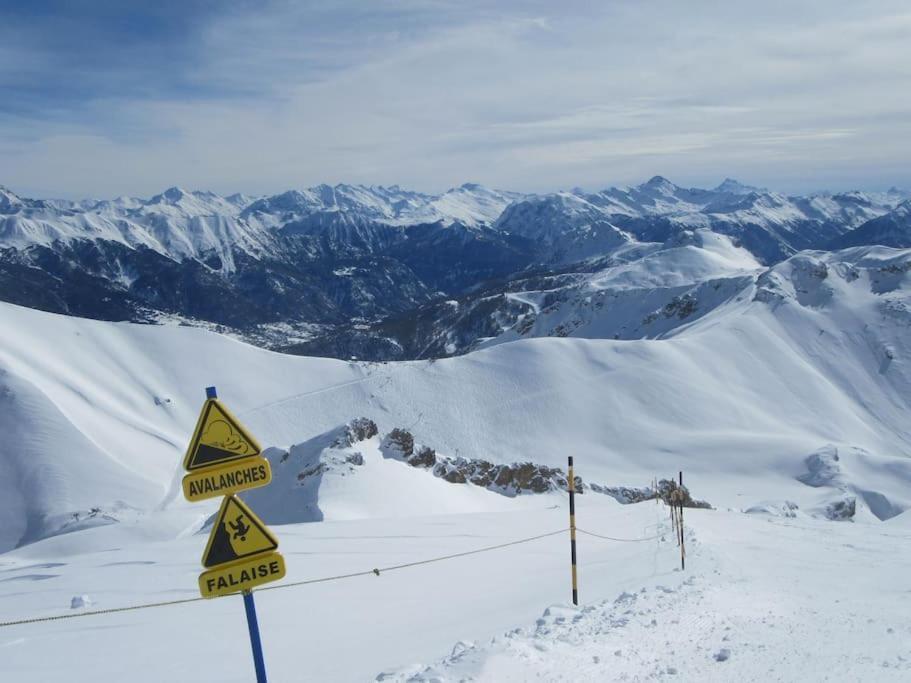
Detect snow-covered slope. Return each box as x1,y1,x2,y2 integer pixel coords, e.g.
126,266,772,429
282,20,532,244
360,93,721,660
475,229,761,348
379,508,911,682
1,244,909,551
242,422,553,526
315,228,787,360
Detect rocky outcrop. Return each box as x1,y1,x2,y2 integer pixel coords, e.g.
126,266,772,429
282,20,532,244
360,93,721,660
826,496,856,521
380,427,711,506
335,417,379,447
431,458,573,495
653,478,712,509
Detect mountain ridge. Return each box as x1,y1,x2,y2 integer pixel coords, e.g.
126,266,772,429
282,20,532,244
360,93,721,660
2,177,909,359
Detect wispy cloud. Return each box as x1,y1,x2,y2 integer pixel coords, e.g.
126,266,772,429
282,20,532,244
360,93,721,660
1,0,909,197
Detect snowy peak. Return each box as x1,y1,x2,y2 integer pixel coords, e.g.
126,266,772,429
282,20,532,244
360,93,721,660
243,189,312,216
714,178,764,195
492,191,630,257
0,185,24,213
243,182,516,228
150,186,191,204
639,175,680,194
896,198,911,217
141,186,246,217
423,183,520,227
225,192,255,207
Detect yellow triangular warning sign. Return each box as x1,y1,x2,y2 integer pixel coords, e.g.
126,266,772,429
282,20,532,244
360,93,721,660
201,495,278,569
183,399,262,471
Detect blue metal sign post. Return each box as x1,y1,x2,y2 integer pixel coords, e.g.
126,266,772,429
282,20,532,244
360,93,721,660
243,589,268,683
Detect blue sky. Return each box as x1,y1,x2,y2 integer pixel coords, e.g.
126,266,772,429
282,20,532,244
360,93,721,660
1,0,910,198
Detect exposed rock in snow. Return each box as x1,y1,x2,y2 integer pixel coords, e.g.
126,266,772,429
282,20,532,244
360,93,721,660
69,595,92,609
334,417,379,447
825,495,857,521
714,647,732,662
798,445,842,487
743,500,800,518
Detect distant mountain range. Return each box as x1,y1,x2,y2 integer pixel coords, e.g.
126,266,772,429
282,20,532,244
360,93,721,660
1,177,909,358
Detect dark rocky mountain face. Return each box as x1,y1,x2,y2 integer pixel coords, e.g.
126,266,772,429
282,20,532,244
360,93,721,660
829,200,911,249
0,217,543,337
1,180,908,361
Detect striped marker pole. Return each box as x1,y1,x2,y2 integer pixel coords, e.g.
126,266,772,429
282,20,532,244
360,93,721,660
568,456,579,606
678,471,686,571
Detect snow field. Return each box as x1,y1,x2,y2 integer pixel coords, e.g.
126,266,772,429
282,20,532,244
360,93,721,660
0,496,667,681
383,509,911,682
2,500,910,681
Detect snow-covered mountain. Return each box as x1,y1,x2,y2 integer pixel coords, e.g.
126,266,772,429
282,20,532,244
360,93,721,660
0,182,536,334
2,178,905,262
496,177,905,265
1,241,909,550
1,178,909,357
0,185,271,264
241,182,519,229
830,199,911,249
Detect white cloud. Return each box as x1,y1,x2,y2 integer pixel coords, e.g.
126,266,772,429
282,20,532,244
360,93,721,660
2,0,910,197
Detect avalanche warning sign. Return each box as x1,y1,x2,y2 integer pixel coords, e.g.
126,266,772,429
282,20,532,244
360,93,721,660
183,398,262,471
182,457,272,502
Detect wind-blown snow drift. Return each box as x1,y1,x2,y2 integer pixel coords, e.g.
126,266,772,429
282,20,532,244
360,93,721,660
0,244,909,550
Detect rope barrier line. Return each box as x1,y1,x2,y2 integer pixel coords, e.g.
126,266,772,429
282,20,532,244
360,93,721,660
262,527,569,590
576,528,665,543
0,528,567,629
0,525,676,629
0,595,207,629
